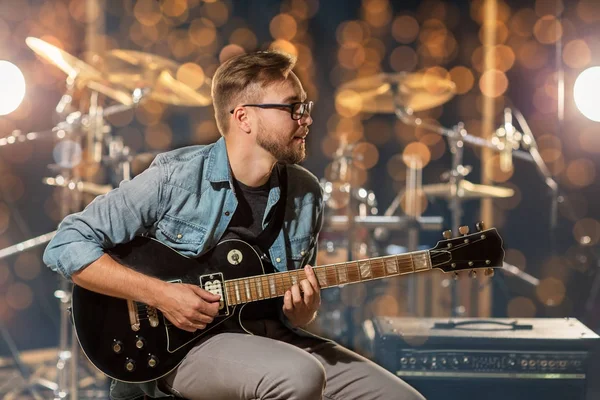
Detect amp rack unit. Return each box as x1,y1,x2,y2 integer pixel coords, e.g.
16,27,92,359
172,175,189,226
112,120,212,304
365,317,599,400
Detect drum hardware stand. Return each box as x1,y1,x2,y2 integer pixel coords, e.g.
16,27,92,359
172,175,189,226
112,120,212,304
0,88,144,399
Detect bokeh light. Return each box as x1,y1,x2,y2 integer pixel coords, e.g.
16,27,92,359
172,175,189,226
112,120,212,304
0,61,26,115
574,67,600,122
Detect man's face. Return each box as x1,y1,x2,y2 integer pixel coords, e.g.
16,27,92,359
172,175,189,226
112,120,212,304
254,73,312,164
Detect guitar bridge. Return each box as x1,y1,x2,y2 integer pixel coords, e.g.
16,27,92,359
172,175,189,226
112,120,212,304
200,273,229,316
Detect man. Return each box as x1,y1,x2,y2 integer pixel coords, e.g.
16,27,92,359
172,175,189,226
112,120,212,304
44,51,425,400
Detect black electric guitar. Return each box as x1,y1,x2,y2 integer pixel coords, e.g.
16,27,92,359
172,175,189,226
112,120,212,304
72,224,504,383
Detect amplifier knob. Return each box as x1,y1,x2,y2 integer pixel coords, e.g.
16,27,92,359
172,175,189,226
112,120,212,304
441,358,447,366
400,357,408,365
559,360,567,368
409,357,416,365
528,360,536,367
507,359,516,367
540,360,548,368
463,356,470,364
421,357,429,364
452,357,460,367
549,360,556,368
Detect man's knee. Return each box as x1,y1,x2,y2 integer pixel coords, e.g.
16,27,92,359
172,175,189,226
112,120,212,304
261,354,325,400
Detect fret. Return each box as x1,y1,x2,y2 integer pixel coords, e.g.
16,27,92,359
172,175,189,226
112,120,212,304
326,264,338,286
386,256,398,275
256,277,264,299
426,251,433,271
359,260,372,280
261,276,270,298
337,262,348,284
349,261,361,282
413,251,428,272
225,283,233,305
315,267,327,287
278,273,287,296
269,276,276,297
283,273,292,294
291,271,298,286
244,280,251,300
234,282,241,303
372,259,385,279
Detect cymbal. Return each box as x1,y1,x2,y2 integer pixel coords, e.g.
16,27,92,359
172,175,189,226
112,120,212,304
26,37,102,80
26,37,134,106
336,72,456,113
101,49,212,107
422,180,514,199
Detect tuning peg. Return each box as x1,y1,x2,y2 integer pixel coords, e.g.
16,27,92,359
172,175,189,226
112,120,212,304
468,270,477,279
484,268,495,277
453,272,459,280
443,230,452,239
475,221,485,232
459,226,469,235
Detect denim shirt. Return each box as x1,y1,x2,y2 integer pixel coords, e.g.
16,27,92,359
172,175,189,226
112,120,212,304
43,137,324,399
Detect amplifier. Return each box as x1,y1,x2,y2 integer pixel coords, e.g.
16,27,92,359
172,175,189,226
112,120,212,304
365,317,600,400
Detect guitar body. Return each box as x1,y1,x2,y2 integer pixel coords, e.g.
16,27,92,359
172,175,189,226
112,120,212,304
72,237,266,383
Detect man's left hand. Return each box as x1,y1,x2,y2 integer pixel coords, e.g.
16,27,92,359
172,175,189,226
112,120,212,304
283,265,321,327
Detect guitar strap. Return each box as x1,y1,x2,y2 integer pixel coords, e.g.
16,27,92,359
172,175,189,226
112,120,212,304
254,163,288,256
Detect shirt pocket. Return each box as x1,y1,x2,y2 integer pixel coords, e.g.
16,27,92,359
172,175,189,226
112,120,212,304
156,214,206,252
287,234,314,269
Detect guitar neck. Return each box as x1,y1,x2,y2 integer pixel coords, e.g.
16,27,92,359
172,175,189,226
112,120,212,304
223,250,432,306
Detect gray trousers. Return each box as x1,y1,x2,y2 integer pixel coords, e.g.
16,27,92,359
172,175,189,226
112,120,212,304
162,320,425,400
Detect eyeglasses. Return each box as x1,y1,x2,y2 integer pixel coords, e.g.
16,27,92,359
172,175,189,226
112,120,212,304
230,101,314,121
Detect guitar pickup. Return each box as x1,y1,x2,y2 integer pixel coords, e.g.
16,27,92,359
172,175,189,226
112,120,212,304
200,273,229,316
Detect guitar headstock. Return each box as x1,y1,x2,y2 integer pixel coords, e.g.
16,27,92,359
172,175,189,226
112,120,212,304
430,221,504,278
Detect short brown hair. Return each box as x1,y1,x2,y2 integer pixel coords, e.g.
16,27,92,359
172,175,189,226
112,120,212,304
211,51,297,135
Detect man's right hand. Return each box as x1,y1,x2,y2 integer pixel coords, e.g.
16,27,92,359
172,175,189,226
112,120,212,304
157,283,221,332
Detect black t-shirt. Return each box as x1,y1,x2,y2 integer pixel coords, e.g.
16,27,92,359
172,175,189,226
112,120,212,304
223,172,280,320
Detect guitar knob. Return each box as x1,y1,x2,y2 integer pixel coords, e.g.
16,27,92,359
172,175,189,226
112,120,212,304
135,337,146,349
485,268,495,277
125,358,136,372
475,221,485,232
112,340,123,354
442,230,452,239
459,226,469,235
148,355,159,368
469,270,477,279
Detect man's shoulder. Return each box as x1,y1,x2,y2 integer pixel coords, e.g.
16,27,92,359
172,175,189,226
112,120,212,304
152,143,218,189
286,164,322,197
155,143,215,165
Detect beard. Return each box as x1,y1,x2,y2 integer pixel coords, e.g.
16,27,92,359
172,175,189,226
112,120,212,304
256,121,306,164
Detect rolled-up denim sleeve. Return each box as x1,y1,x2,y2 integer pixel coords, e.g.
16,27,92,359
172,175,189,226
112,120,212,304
43,160,164,279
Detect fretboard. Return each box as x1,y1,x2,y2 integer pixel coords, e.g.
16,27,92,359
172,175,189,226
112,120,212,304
223,250,432,306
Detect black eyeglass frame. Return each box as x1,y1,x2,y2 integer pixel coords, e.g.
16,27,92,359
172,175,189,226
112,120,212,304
229,101,314,120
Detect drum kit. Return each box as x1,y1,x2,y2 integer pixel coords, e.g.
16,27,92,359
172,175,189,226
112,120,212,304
0,37,552,398
313,72,553,346
0,37,213,399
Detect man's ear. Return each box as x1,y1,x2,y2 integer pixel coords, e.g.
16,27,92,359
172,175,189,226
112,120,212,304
231,107,252,134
